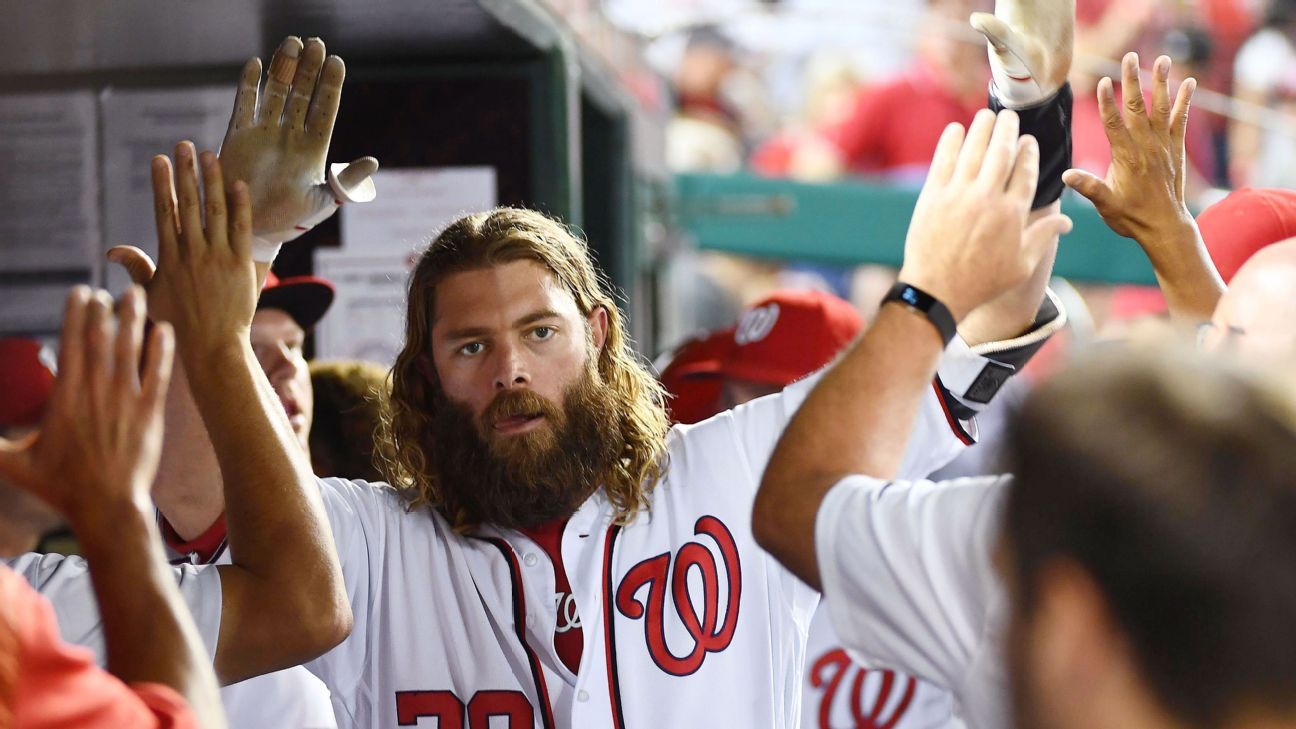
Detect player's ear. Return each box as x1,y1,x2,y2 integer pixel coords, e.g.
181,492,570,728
587,305,609,353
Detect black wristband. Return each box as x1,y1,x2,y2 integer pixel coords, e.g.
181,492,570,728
883,282,957,345
989,82,1073,210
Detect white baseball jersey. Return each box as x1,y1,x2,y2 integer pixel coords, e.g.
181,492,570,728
280,338,1002,729
814,474,1012,729
183,540,340,729
800,607,963,729
5,551,222,654
5,550,337,729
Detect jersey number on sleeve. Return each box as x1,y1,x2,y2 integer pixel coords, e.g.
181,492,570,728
396,690,534,727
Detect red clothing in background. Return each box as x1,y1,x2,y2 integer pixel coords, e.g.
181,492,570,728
0,564,197,729
823,63,982,181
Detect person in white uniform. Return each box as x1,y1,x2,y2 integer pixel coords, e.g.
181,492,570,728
756,36,1296,729
33,30,1075,729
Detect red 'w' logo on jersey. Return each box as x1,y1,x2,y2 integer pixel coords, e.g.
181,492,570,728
809,649,917,729
614,515,741,676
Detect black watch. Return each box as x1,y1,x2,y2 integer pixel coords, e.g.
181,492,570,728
882,282,957,345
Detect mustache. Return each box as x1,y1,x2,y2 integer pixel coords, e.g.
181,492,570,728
482,389,561,425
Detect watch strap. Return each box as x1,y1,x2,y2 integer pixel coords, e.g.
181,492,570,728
883,282,958,345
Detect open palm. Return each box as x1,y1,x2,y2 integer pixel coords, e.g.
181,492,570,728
0,287,172,522
219,36,377,247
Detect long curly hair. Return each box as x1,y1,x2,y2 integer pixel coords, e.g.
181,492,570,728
375,207,669,528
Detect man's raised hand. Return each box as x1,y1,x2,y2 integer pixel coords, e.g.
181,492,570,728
971,0,1075,108
220,36,378,261
898,110,1072,322
147,142,260,356
0,287,173,525
1062,53,1197,244
1062,53,1223,321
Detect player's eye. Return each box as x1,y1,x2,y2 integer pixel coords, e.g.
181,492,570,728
459,341,485,356
530,326,556,341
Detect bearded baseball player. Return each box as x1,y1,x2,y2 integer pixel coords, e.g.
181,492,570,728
18,23,1062,729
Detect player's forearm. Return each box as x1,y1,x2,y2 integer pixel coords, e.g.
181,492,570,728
76,501,227,729
154,361,227,539
181,340,349,667
755,304,945,587
151,261,271,540
1140,220,1225,323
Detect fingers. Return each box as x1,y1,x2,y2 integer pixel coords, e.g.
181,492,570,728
1023,212,1073,269
229,58,261,131
1096,76,1132,147
1149,55,1172,129
1006,135,1040,206
229,181,254,260
1170,76,1197,147
173,142,206,253
258,37,303,126
1062,168,1116,210
927,123,967,187
0,432,36,484
113,286,146,395
1120,52,1148,130
954,109,999,181
969,12,1015,53
140,322,175,421
285,37,327,131
979,110,1021,189
106,246,158,286
55,286,91,393
305,55,346,141
332,157,379,202
200,151,230,252
151,155,180,263
85,291,114,413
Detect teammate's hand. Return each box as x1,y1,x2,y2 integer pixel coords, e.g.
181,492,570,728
1062,53,1197,246
971,0,1075,107
148,142,259,357
0,287,173,526
219,36,378,259
898,110,1072,322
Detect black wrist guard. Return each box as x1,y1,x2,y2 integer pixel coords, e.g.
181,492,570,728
989,82,1073,211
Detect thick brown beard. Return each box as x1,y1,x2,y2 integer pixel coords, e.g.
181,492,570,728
427,364,626,530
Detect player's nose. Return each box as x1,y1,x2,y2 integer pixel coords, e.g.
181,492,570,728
492,342,530,390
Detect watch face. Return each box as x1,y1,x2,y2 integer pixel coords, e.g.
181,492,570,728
902,287,920,306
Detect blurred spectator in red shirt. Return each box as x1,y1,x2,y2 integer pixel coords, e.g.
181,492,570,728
753,0,991,183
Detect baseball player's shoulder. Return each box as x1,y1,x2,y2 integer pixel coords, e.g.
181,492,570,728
316,475,457,537
4,551,89,590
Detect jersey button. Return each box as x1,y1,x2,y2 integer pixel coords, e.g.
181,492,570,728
577,690,590,702
523,553,539,567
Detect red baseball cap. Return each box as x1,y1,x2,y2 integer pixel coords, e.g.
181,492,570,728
1110,188,1296,319
257,271,336,330
0,338,56,428
676,289,864,387
658,328,733,425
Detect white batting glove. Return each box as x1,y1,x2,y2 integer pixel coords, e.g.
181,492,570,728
970,0,1075,108
219,36,378,262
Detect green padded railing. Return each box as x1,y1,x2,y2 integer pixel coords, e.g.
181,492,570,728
675,172,1158,286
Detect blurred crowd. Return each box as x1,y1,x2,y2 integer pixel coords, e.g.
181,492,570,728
662,0,1296,193
652,0,1296,348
